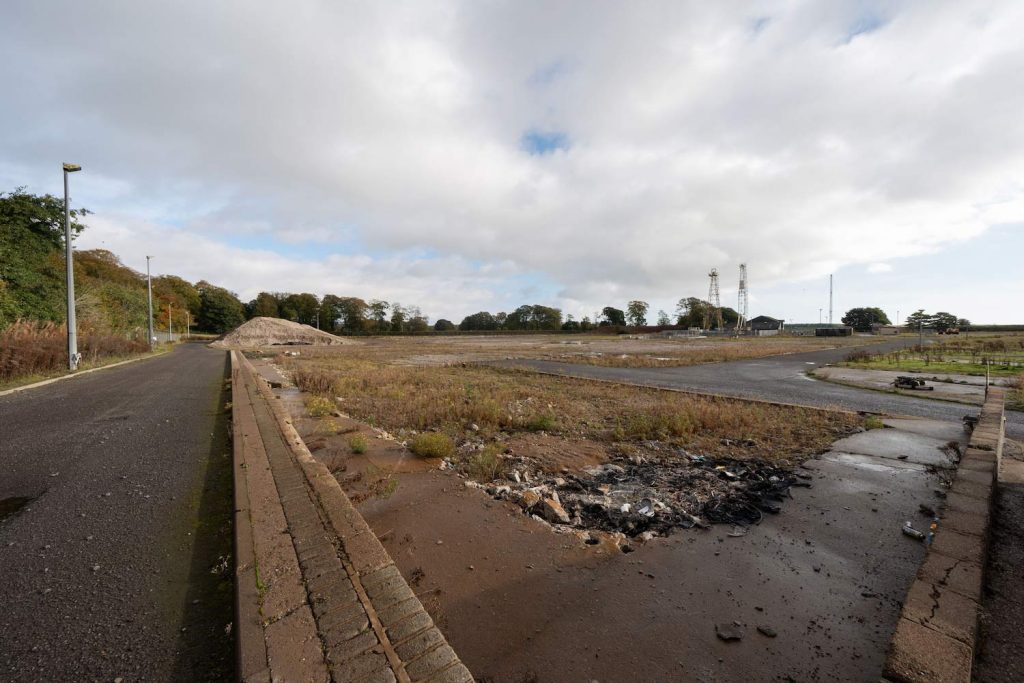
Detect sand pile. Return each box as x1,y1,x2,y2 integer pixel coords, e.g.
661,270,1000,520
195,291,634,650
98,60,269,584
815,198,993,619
210,317,350,348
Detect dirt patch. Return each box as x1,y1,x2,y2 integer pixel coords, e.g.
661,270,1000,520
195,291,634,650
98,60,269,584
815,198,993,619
210,316,353,349
503,433,608,474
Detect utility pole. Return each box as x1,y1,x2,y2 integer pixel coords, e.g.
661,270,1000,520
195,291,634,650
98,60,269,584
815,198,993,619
186,310,190,339
819,308,822,325
63,163,82,370
828,274,833,326
146,256,155,348
168,303,173,342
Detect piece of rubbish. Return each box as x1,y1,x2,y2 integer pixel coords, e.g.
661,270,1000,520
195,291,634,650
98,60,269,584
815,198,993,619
756,625,777,638
902,522,926,541
620,503,631,513
715,623,744,642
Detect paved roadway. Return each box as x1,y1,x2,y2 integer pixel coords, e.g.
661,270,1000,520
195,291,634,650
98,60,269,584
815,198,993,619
0,344,234,682
495,340,1024,439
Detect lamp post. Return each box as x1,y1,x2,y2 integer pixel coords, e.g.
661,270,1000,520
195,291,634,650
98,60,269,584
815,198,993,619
63,163,82,370
146,256,155,349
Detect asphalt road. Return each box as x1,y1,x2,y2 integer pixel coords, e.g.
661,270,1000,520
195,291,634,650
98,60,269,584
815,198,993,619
0,344,234,682
495,339,1024,439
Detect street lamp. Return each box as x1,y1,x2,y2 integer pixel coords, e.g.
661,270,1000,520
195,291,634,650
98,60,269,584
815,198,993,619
146,256,155,349
63,163,82,370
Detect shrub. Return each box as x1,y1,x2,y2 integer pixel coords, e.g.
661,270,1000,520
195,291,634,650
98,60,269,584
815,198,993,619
845,349,872,363
864,415,886,430
465,442,505,481
0,319,147,383
409,432,454,459
525,413,557,432
305,395,335,417
349,434,369,454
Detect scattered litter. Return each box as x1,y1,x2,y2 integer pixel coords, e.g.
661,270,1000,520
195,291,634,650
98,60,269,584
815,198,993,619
918,503,936,517
902,522,926,541
475,449,809,539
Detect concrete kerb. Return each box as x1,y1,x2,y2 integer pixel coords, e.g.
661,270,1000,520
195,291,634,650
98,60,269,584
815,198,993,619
0,349,170,398
234,352,474,683
882,388,1006,683
231,351,271,681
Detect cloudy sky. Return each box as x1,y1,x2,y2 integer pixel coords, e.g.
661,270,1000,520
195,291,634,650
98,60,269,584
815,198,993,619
3,1,1022,323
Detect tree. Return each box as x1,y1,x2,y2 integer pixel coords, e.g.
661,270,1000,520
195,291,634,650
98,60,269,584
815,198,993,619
905,309,929,329
406,306,429,333
368,299,389,331
505,304,562,330
434,319,456,331
626,301,649,327
841,307,891,332
600,306,626,326
0,188,91,326
336,297,369,333
932,312,959,333
674,297,708,328
459,311,498,331
390,303,407,332
197,285,246,333
249,292,280,318
656,310,671,326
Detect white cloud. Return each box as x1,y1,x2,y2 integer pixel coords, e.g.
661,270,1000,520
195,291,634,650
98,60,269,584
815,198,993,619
2,0,1023,322
867,263,893,274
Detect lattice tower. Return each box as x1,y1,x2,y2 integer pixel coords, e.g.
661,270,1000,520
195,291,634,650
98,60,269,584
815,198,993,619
737,263,749,331
705,268,723,330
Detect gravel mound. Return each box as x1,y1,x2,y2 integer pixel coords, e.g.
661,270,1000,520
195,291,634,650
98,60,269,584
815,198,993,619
209,317,350,348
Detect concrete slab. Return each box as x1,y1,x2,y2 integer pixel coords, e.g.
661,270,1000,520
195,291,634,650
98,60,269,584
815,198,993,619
830,428,958,468
882,417,970,442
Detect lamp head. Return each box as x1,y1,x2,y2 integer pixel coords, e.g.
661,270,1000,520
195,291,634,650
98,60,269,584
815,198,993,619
62,163,82,173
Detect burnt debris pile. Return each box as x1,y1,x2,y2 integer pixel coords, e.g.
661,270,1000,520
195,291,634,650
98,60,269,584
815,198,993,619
465,451,811,540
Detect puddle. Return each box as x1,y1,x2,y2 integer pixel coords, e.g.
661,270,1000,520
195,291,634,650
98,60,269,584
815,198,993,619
0,496,35,523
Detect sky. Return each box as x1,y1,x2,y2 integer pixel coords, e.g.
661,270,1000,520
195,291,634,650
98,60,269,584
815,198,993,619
2,1,1022,324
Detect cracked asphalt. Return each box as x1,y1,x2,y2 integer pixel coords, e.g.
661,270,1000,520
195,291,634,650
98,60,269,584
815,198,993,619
0,344,234,682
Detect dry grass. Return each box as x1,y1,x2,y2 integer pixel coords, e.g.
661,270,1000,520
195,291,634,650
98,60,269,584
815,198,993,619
283,351,858,463
0,319,148,383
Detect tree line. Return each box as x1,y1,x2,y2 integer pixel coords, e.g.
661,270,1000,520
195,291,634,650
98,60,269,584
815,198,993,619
840,307,969,333
1,188,247,334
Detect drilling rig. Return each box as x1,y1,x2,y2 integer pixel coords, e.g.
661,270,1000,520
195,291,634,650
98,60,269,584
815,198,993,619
704,268,724,331
736,263,749,333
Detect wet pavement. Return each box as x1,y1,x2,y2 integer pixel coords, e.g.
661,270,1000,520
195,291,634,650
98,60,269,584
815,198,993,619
346,413,969,681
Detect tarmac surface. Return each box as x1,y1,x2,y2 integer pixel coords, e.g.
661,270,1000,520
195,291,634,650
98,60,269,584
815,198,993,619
0,344,234,682
494,339,1024,439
